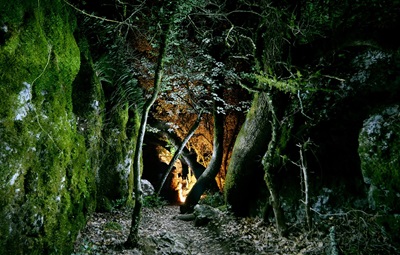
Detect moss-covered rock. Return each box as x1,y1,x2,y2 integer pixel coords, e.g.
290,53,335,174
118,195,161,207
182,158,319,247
0,1,101,254
96,104,139,211
359,105,400,213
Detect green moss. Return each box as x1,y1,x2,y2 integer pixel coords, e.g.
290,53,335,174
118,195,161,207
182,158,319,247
376,214,400,244
96,103,135,212
1,0,139,252
0,0,98,254
104,221,123,231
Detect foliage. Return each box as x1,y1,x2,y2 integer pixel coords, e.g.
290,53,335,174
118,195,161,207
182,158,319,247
199,191,225,208
104,221,123,231
315,210,400,254
143,194,167,208
81,15,144,112
71,238,99,255
110,198,128,211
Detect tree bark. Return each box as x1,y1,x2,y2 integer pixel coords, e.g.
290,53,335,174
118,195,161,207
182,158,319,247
156,112,203,195
261,110,287,237
261,90,292,237
298,142,312,230
150,119,220,192
224,92,271,216
125,23,169,248
180,97,224,213
152,120,207,179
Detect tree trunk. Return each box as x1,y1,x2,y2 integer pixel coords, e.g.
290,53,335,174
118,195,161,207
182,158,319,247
261,90,292,237
152,120,207,179
157,112,203,195
298,142,312,230
151,119,220,192
125,24,169,248
180,99,224,213
224,92,271,216
261,111,287,236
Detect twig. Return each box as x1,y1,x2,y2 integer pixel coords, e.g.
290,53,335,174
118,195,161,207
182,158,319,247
297,90,313,120
225,25,234,47
29,45,62,153
32,44,52,86
297,142,312,230
63,0,122,24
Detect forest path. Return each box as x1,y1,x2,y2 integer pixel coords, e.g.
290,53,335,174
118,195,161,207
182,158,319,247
73,205,327,255
73,206,231,254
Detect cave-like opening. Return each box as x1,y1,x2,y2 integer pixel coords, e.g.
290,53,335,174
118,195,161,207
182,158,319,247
142,138,196,204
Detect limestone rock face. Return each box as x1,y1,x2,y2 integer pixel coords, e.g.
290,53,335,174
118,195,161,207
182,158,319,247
0,0,141,251
358,105,400,240
1,1,104,254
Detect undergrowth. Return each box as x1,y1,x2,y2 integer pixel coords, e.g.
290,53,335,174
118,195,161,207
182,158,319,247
143,194,167,208
199,191,225,208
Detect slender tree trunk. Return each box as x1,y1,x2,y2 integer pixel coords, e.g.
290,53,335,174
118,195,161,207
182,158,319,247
180,98,224,213
262,112,287,236
151,120,220,192
261,92,288,237
157,112,203,195
152,120,207,179
125,24,169,248
298,142,312,230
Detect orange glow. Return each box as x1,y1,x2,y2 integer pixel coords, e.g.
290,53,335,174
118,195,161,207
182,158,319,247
178,184,186,203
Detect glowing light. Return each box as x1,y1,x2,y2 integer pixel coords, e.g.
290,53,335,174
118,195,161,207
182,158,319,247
177,183,186,203
179,191,186,203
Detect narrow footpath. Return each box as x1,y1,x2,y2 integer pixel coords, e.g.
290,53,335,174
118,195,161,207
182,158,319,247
73,205,395,254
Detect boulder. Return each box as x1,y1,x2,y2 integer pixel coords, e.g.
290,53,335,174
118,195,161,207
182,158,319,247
133,179,155,198
193,204,221,227
141,179,155,197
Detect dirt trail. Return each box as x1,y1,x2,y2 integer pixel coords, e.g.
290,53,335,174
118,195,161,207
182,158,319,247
73,206,232,255
73,205,397,254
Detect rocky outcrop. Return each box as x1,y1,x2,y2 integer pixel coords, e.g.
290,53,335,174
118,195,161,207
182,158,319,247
359,105,400,240
359,105,400,212
0,1,138,253
225,16,400,241
0,1,94,253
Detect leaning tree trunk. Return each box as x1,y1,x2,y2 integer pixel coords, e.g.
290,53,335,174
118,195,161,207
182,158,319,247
180,99,224,213
152,120,207,179
125,23,170,248
224,92,271,216
152,119,220,191
157,111,203,195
